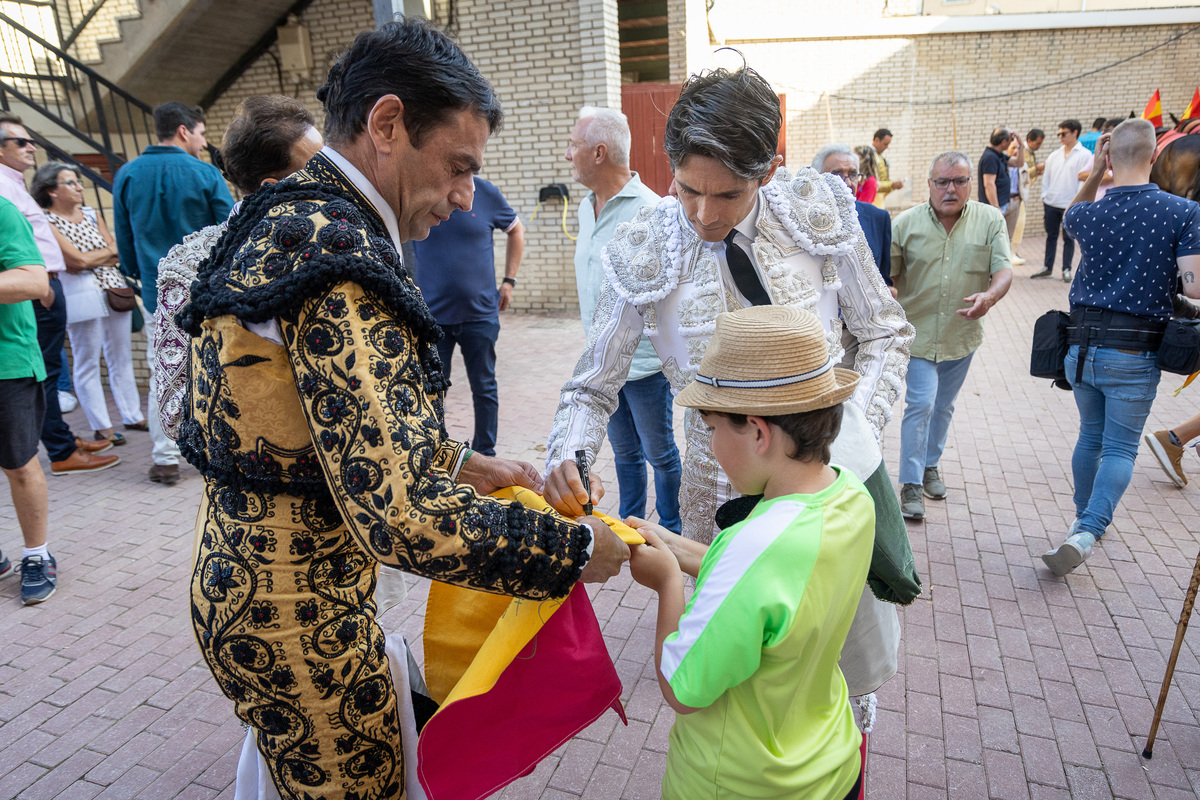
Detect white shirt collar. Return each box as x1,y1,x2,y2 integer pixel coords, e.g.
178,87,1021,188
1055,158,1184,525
732,193,761,245
321,146,403,254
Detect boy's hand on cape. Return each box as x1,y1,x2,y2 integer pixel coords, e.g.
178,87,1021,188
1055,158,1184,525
629,524,682,593
627,517,705,579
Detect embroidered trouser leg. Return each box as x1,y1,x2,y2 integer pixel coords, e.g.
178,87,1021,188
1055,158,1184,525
192,482,405,800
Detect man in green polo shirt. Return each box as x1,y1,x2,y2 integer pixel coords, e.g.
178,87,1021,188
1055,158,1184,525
0,195,58,604
891,151,1012,519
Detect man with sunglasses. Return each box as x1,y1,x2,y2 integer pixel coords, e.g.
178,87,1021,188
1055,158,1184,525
1034,119,1091,282
0,112,120,480
890,151,1012,520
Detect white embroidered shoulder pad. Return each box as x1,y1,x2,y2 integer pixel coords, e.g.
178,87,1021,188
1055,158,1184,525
762,166,859,258
602,196,683,306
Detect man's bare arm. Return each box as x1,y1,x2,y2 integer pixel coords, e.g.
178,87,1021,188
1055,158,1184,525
0,263,49,304
1180,255,1200,300
983,174,1000,208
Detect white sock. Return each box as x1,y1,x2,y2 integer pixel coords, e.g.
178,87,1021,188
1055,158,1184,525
22,545,49,561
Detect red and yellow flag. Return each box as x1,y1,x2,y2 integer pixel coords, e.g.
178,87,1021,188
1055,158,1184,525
1184,88,1200,121
1143,89,1163,127
417,487,644,800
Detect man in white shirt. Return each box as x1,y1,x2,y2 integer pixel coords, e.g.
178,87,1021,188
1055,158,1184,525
1034,119,1093,282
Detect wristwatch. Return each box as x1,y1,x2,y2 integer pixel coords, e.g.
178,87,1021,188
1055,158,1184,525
502,277,517,287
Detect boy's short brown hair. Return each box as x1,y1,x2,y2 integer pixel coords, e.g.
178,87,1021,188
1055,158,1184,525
706,404,844,465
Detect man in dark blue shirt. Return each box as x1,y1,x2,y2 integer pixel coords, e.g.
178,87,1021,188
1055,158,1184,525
411,177,523,456
813,144,892,287
113,102,233,487
978,127,1024,213
1042,121,1200,577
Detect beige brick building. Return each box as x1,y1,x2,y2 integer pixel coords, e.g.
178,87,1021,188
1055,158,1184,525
190,0,1200,316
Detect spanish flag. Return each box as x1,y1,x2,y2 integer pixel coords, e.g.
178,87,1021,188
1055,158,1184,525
417,487,644,799
1143,89,1163,127
1184,88,1200,122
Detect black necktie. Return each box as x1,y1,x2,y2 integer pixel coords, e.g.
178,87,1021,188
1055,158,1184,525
723,230,771,306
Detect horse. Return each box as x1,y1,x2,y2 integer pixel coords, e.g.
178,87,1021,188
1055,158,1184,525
1151,118,1200,201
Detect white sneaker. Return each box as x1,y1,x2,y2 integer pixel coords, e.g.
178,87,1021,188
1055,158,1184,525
58,391,78,413
1041,531,1095,577
1011,255,1026,266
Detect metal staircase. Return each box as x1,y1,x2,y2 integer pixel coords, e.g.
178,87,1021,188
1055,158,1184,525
0,0,155,211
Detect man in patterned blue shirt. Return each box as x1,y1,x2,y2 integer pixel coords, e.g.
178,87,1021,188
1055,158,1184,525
1042,120,1200,576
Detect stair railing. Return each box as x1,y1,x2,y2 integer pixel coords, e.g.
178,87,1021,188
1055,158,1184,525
0,8,153,179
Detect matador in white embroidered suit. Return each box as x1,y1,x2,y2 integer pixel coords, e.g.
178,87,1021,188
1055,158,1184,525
546,166,917,701
547,166,911,540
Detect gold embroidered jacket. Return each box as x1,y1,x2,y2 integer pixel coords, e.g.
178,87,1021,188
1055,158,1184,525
178,153,590,599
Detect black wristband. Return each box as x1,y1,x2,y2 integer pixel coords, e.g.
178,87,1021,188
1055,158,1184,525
502,277,517,287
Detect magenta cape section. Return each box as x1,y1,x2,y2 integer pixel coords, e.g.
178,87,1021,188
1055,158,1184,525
417,580,626,799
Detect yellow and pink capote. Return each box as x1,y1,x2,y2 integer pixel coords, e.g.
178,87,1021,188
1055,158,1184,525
418,487,644,800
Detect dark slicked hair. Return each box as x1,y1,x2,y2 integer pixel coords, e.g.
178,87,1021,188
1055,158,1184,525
154,101,205,141
221,95,316,194
664,63,781,180
1059,119,1083,136
317,18,502,148
1092,117,1106,130
1027,128,1045,142
873,128,892,141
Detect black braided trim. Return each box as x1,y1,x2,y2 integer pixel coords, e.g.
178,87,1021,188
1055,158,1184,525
175,177,444,364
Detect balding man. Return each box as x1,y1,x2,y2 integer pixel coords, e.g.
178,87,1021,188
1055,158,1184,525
977,126,1024,213
1043,121,1200,576
892,151,1012,520
565,106,682,531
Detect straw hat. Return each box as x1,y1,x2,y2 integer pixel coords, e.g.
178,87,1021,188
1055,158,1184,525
675,306,860,414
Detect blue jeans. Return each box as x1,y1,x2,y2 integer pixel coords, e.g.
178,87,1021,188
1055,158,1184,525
437,318,500,456
1065,345,1160,538
607,372,682,532
899,354,975,485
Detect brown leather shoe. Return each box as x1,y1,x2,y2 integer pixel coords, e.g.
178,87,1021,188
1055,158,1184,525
51,449,120,476
148,463,180,486
75,437,113,454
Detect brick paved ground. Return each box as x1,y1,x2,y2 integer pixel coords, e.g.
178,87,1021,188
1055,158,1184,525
4,235,1200,799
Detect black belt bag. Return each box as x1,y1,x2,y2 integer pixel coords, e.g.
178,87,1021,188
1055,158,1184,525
1030,310,1072,390
1067,306,1168,381
1158,318,1200,375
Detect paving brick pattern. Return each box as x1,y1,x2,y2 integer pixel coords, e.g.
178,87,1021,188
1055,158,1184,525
4,236,1200,798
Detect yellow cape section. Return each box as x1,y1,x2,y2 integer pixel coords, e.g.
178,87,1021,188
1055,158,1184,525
422,486,644,704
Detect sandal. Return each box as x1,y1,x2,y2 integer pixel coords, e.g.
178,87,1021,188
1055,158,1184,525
94,431,127,446
124,420,150,432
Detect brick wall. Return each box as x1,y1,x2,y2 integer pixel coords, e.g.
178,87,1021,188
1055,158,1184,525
731,23,1200,228
197,0,621,315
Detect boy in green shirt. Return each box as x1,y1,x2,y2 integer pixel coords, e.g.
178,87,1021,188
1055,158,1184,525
629,305,875,799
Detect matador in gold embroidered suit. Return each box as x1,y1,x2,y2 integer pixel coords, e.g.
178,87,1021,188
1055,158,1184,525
177,21,624,800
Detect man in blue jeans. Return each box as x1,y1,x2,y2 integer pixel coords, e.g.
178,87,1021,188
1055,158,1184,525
1043,122,1200,576
564,106,681,531
412,177,523,456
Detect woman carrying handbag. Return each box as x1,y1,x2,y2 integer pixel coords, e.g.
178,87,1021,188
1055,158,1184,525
33,162,146,446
